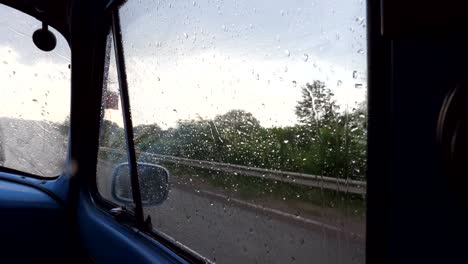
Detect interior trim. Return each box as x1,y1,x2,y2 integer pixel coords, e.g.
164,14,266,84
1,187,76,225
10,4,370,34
0,174,65,207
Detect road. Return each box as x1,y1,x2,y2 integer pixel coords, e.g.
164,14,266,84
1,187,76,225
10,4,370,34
0,118,365,263
97,155,365,264
146,185,365,264
0,118,67,176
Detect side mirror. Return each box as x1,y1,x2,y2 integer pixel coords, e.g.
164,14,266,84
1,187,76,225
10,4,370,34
112,162,170,206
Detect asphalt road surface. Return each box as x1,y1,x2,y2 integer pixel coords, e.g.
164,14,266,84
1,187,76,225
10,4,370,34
0,118,67,176
146,185,365,264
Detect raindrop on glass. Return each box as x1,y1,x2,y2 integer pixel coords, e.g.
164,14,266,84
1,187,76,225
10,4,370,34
355,16,365,26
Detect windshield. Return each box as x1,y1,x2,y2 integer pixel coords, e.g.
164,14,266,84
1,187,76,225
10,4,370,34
0,4,70,177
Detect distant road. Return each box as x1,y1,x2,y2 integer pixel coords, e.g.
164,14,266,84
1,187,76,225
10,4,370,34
0,118,67,176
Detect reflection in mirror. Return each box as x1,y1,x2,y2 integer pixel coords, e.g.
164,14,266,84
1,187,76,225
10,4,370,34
112,162,170,206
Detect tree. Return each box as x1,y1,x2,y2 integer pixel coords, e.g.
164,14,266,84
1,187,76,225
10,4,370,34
214,110,261,133
133,124,162,152
294,80,367,180
213,110,262,165
295,81,339,128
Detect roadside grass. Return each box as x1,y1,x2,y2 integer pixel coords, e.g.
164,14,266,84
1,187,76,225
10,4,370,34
156,161,366,218
101,152,366,218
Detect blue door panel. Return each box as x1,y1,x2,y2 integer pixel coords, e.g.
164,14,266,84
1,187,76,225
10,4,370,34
0,173,68,263
78,191,188,264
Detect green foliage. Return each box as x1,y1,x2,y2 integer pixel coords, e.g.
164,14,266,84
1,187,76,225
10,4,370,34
295,80,339,128
293,81,366,180
104,81,367,180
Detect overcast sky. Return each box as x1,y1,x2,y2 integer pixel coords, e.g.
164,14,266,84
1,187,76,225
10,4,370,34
0,4,70,123
0,0,366,128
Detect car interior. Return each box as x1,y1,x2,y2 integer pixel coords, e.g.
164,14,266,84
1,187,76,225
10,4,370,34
1,0,468,263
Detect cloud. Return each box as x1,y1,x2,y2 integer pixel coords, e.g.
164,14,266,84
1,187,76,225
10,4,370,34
124,48,366,128
0,45,70,123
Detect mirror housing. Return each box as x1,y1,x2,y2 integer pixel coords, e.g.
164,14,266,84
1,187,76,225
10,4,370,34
111,162,170,206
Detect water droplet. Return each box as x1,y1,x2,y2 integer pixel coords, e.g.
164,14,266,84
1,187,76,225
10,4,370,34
352,70,358,79
335,32,341,40
284,66,288,72
183,32,188,39
292,80,297,87
337,80,343,86
284,49,290,57
355,16,365,26
357,48,364,54
256,73,260,80
283,140,289,143
303,53,309,62
210,201,214,206
355,83,363,89
280,10,285,16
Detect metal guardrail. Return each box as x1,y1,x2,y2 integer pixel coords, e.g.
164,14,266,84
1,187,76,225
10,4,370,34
100,147,366,195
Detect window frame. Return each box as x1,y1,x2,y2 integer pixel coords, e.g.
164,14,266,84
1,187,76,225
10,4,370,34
93,1,371,263
91,6,209,263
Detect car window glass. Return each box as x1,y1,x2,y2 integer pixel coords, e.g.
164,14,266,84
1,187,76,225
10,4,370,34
0,4,70,177
96,33,134,210
120,0,366,262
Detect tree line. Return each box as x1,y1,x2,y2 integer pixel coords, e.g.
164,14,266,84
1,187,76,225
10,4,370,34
99,80,367,180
